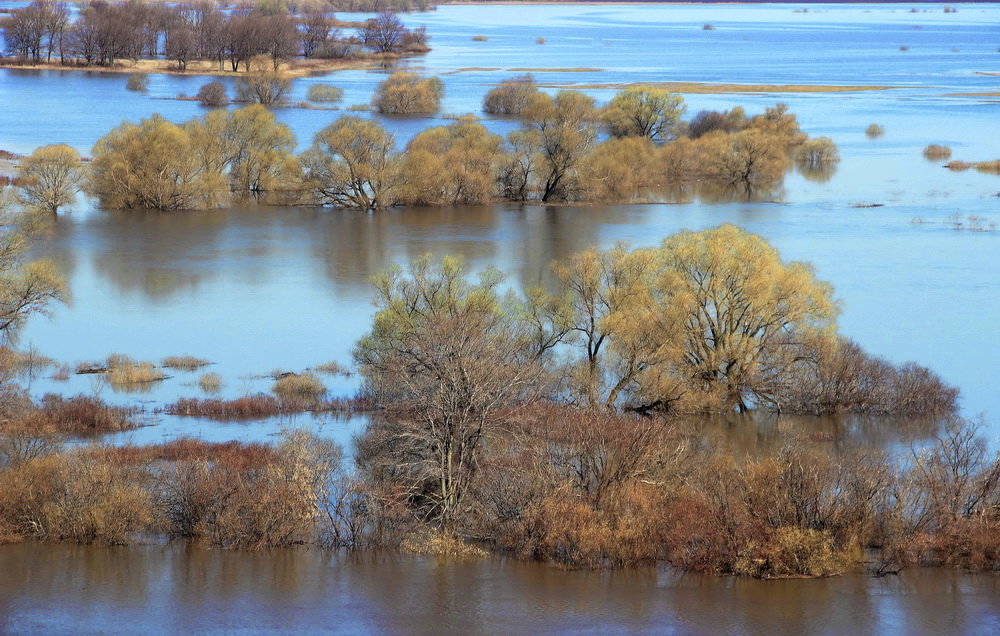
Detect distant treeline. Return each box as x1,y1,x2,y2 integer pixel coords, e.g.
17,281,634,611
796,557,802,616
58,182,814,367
1,1,429,69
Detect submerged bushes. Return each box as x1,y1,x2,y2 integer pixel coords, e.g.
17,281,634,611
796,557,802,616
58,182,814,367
77,92,835,211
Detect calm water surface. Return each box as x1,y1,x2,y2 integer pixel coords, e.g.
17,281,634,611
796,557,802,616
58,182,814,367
2,3,999,632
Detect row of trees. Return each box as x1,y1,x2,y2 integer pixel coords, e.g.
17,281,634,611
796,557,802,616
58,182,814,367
62,89,832,212
1,2,428,68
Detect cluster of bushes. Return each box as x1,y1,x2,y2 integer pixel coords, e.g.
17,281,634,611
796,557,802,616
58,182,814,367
1,2,429,69
1,403,996,577
0,431,341,548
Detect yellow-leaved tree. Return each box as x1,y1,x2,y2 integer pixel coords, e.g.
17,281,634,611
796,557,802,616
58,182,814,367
653,224,837,411
399,116,504,205
16,144,83,215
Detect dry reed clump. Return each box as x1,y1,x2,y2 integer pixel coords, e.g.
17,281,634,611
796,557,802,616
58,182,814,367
400,528,489,558
975,159,1000,174
471,35,488,42
923,144,952,160
166,394,285,418
865,124,885,138
198,372,222,393
162,355,210,371
165,392,374,418
105,354,166,388
535,37,545,44
272,373,326,406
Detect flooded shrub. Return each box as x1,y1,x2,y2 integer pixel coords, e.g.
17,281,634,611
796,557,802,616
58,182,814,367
923,144,952,160
702,128,791,186
307,84,344,104
0,450,154,544
272,373,326,407
398,117,504,205
159,430,342,548
687,107,747,138
536,37,545,44
482,74,538,116
196,81,227,107
974,159,1000,174
471,35,488,42
198,372,222,393
15,144,83,215
236,56,292,105
314,361,352,376
125,74,148,92
945,160,971,171
162,355,210,371
601,87,685,142
578,136,658,201
795,137,840,167
866,123,885,138
34,394,136,433
371,71,443,114
735,528,844,578
775,338,958,416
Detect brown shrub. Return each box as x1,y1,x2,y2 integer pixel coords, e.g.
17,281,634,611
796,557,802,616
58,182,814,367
34,394,136,433
923,144,952,160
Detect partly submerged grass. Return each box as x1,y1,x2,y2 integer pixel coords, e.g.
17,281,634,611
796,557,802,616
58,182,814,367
106,355,166,389
162,355,211,371
198,372,223,393
273,373,327,407
164,393,374,419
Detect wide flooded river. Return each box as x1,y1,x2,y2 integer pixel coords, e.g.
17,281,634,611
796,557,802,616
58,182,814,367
2,2,999,633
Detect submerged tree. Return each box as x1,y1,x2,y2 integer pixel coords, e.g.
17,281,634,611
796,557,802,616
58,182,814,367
601,87,685,142
354,256,545,524
87,115,227,211
301,116,399,209
653,224,837,411
519,90,599,202
15,144,83,215
399,117,504,205
371,71,443,115
0,192,66,344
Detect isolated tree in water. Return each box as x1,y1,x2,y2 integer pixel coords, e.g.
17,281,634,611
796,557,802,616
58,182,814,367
16,144,83,215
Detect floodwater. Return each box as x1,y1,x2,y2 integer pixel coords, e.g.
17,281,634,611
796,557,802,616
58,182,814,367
2,3,1000,632
2,542,1000,635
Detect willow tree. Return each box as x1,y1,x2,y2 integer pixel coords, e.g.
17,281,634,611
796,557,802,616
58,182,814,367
399,117,504,205
301,116,399,209
601,87,685,142
551,244,675,409
354,256,545,524
653,224,837,411
0,193,66,345
16,144,83,215
186,105,296,196
88,115,227,211
520,90,599,202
